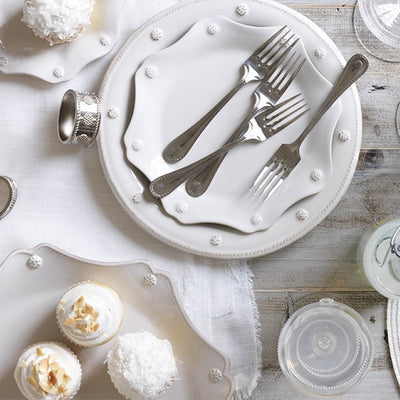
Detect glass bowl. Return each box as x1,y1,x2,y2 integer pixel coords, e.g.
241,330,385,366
354,0,400,62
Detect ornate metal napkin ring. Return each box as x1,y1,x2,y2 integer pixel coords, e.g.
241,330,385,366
0,176,17,220
58,89,101,147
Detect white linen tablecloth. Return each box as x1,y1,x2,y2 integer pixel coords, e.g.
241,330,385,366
0,0,261,398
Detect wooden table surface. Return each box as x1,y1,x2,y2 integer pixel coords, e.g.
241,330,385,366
251,1,400,399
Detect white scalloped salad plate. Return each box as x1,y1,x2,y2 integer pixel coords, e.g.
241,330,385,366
0,0,125,83
124,17,342,233
98,0,361,259
0,244,235,399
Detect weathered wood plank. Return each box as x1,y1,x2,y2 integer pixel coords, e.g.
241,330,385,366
251,291,399,399
290,6,400,150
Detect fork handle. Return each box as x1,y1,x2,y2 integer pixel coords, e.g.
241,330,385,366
150,135,246,198
292,54,369,149
162,80,246,163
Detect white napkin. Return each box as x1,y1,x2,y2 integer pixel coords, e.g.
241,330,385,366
0,0,261,397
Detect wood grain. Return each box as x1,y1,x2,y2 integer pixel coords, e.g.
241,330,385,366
252,1,400,399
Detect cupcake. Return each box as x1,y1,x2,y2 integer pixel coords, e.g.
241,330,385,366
56,281,123,347
106,332,179,400
14,342,81,400
22,0,96,46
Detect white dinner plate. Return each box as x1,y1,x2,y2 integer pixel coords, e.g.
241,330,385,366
124,17,342,233
98,0,361,259
0,0,125,83
0,244,234,399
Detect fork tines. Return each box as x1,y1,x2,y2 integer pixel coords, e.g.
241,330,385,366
250,158,288,201
251,26,299,72
271,52,305,89
256,94,310,138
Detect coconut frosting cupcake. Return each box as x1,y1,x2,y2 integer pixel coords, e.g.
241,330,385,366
14,342,81,400
56,281,123,347
106,332,179,400
22,0,96,46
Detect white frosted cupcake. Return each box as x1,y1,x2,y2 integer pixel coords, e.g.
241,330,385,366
56,281,123,347
106,332,179,400
14,342,81,400
22,0,96,46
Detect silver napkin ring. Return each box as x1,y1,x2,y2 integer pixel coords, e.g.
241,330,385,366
0,176,17,220
58,89,101,147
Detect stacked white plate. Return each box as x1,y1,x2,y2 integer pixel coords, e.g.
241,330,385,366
99,0,362,259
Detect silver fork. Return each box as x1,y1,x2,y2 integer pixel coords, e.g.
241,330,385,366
185,51,306,197
162,26,297,163
249,54,369,202
149,93,308,199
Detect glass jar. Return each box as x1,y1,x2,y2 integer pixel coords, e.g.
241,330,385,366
357,219,400,299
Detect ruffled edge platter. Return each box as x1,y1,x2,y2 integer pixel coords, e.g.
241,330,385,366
0,243,235,399
0,0,126,83
98,0,362,259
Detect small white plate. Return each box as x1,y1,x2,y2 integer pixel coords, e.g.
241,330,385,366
0,0,125,83
98,0,362,259
124,17,341,233
0,244,234,399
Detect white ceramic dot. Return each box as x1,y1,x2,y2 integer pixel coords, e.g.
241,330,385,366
53,67,65,78
108,107,119,119
296,209,308,221
251,214,263,225
151,29,163,41
27,255,43,269
143,273,157,287
209,368,223,383
338,129,350,142
99,35,111,46
236,4,248,16
0,56,8,67
207,24,219,35
210,235,222,246
132,193,143,204
132,139,144,152
145,66,158,79
314,47,326,59
311,169,322,182
175,201,189,214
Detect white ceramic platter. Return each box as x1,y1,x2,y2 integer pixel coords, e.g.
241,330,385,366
0,244,234,399
98,0,361,259
124,17,341,233
0,0,125,83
